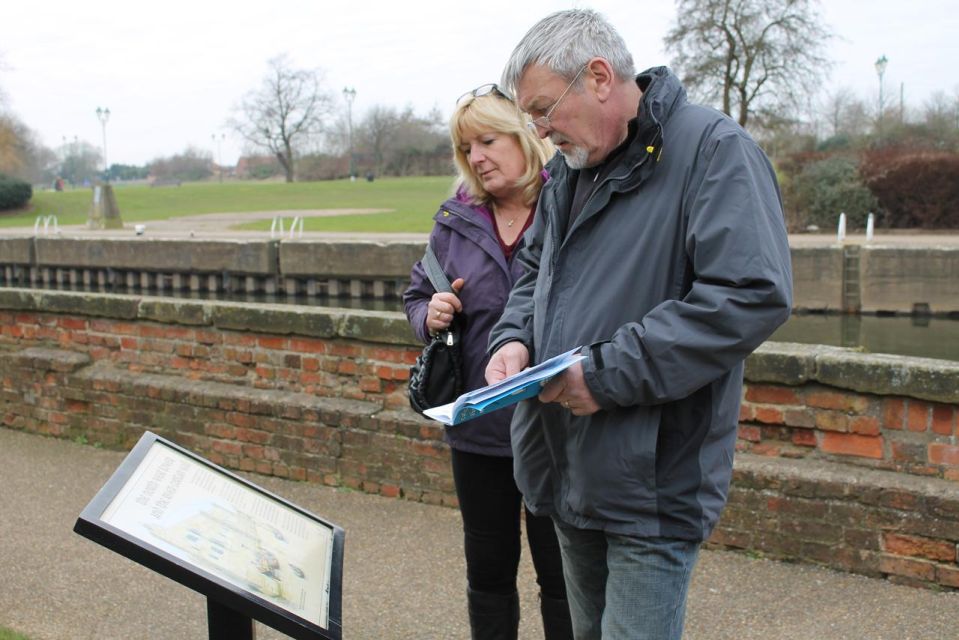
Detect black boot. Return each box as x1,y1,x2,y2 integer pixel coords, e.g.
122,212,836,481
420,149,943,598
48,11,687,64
539,593,573,640
467,588,520,640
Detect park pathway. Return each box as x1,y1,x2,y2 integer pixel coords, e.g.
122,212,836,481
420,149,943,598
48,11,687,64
2,428,959,639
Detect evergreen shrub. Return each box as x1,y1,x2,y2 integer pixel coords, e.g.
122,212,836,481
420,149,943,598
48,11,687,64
792,155,877,230
0,173,33,211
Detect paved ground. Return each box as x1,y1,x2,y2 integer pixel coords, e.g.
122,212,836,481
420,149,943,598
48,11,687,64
2,427,959,640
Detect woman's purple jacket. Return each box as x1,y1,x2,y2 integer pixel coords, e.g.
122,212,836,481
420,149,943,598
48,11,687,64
403,189,529,457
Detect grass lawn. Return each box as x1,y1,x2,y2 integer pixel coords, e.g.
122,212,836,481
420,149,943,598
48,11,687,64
0,626,30,640
2,176,456,233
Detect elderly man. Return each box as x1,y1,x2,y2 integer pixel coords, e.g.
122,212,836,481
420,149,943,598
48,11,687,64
485,9,793,640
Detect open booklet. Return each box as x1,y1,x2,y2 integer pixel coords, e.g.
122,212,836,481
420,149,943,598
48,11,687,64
423,346,585,426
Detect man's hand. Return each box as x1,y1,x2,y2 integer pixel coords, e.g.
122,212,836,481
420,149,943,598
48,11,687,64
539,361,600,416
485,341,530,384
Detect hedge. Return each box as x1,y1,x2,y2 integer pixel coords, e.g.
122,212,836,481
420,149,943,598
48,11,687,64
860,150,959,228
0,173,32,211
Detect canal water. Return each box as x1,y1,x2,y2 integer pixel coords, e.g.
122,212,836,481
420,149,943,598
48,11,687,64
7,284,958,363
770,313,959,363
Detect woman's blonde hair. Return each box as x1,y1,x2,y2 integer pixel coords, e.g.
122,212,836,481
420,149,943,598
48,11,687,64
450,92,555,208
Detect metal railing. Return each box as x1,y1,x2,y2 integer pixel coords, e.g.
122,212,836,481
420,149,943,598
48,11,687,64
270,216,304,239
33,215,59,235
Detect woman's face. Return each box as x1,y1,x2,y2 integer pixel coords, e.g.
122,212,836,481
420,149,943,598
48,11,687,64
459,129,526,200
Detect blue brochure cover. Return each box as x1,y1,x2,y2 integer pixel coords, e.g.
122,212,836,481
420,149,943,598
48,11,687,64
423,347,585,425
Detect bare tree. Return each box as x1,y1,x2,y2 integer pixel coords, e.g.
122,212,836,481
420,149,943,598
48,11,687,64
355,105,448,177
1,113,58,184
821,88,854,138
665,0,832,128
358,105,398,176
0,116,21,175
230,55,334,182
59,140,102,186
148,146,214,182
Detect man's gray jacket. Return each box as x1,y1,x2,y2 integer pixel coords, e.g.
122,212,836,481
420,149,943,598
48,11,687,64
489,67,793,540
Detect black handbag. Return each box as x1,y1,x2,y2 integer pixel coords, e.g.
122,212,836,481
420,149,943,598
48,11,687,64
408,246,464,416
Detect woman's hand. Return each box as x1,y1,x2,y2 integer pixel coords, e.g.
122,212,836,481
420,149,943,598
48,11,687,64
426,278,465,334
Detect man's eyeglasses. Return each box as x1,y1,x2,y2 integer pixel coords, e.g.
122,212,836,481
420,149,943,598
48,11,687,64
526,65,588,132
456,84,512,105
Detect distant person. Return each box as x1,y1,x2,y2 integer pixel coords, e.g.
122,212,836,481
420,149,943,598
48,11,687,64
485,9,793,640
403,85,572,639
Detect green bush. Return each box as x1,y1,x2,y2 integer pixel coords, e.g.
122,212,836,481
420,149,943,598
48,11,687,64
792,156,877,230
0,173,33,211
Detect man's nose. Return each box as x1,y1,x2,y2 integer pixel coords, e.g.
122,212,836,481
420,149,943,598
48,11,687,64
527,120,551,138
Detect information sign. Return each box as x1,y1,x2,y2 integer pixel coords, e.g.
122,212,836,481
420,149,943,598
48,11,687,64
74,431,343,640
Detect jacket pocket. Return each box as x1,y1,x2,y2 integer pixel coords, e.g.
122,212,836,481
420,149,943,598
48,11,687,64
562,405,661,522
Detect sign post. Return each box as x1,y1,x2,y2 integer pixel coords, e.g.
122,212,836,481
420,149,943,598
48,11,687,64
208,599,255,640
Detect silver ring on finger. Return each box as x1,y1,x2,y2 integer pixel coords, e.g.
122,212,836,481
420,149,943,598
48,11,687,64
562,401,570,409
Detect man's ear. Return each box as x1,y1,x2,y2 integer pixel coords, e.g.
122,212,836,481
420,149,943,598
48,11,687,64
587,57,616,102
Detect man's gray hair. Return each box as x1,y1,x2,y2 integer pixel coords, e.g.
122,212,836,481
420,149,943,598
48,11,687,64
501,9,635,97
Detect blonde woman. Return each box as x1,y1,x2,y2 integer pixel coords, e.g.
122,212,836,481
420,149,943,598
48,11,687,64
403,86,570,639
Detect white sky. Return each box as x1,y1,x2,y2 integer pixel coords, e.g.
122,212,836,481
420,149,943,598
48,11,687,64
2,0,957,167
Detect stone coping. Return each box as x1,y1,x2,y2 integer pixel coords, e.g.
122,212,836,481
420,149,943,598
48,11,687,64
734,451,959,505
0,287,417,345
748,342,959,403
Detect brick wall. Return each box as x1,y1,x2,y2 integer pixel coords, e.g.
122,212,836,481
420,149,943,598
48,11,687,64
711,455,959,590
0,291,456,507
1,289,959,589
1,310,414,408
709,343,959,589
738,383,959,479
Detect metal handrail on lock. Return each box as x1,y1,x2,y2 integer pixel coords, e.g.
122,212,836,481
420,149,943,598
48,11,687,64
290,216,304,239
270,216,285,239
33,215,59,235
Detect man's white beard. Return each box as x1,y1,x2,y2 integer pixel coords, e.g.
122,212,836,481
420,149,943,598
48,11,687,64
560,145,590,169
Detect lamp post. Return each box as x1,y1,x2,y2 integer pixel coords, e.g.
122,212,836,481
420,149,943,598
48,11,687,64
342,87,356,179
874,55,888,144
211,133,225,183
95,107,111,179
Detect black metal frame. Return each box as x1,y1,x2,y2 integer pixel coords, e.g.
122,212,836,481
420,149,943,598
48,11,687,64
74,431,344,640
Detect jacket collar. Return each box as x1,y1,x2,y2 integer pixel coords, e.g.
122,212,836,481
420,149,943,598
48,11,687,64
545,67,685,192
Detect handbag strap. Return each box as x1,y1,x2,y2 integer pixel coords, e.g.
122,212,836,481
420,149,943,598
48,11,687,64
422,245,454,295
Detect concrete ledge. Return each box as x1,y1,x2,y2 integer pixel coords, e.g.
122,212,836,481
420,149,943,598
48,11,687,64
34,238,279,274
0,289,141,318
0,288,418,346
747,341,959,403
0,237,33,264
279,240,425,278
7,347,91,372
138,298,211,325
209,301,341,337
733,452,959,509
